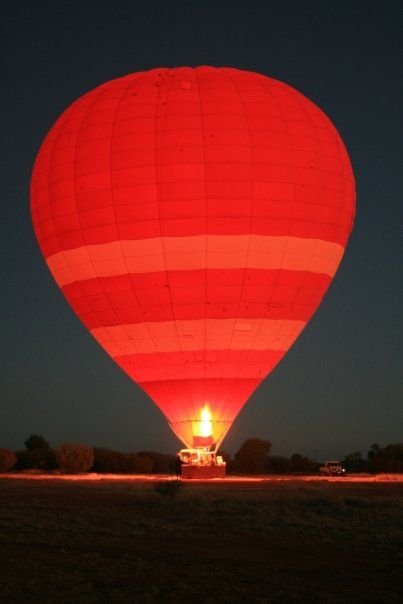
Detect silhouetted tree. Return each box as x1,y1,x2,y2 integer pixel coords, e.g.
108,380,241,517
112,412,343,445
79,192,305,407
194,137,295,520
368,443,380,458
56,443,94,473
289,453,316,473
343,451,367,473
25,434,49,451
0,448,17,472
234,438,272,474
367,443,403,473
16,434,57,470
217,450,231,463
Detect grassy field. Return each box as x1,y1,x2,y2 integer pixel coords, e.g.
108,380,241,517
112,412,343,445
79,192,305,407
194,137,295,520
0,477,402,603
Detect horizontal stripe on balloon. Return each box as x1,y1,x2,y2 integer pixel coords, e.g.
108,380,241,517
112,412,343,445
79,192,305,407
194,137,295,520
64,295,326,332
114,348,285,381
46,234,344,287
91,318,306,356
61,268,330,329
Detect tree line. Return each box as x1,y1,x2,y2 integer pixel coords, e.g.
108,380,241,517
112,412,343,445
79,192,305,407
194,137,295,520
0,435,402,474
0,435,173,474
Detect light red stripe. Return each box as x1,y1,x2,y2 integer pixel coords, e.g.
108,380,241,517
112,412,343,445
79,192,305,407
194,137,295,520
114,348,284,382
46,235,344,286
90,318,305,356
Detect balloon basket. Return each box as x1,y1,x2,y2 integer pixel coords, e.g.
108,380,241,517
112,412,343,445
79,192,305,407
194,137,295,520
181,463,226,480
178,447,226,479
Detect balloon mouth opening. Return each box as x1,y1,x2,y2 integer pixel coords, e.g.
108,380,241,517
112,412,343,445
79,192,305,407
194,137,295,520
169,404,231,452
192,404,214,447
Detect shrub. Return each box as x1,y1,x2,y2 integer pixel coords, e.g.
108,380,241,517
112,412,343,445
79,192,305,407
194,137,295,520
15,447,57,471
56,443,94,473
135,454,154,474
289,453,316,473
0,448,17,472
136,451,175,473
266,455,291,474
92,448,154,474
92,448,122,473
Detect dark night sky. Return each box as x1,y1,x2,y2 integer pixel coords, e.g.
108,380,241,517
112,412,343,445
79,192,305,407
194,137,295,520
1,0,402,459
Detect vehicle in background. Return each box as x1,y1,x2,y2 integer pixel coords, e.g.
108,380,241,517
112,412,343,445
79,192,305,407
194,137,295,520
319,461,346,476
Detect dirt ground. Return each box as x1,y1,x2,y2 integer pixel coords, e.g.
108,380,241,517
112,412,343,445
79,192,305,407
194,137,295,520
0,475,402,603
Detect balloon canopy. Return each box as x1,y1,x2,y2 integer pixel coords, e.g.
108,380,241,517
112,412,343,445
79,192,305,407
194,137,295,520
30,66,355,450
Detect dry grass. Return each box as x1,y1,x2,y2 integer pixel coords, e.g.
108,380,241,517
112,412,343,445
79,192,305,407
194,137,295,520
0,477,402,603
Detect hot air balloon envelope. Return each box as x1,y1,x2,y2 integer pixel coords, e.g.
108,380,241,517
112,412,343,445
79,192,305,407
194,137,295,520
31,67,355,451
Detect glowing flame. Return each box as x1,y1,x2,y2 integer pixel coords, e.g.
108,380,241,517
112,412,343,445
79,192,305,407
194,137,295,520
199,405,213,437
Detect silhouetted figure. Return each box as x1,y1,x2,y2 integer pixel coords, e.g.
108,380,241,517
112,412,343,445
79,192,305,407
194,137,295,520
174,455,182,480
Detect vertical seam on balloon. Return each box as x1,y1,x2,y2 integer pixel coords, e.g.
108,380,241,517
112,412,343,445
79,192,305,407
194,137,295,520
31,124,63,239
104,73,178,418
224,76,306,390
104,75,156,361
239,77,296,365
42,83,120,350
215,70,256,427
288,91,342,317
209,73,246,427
33,110,74,283
194,67,209,421
40,93,106,278
337,137,352,236
105,72,180,407
295,93,330,256
152,69,191,430
195,68,227,428
225,73,257,418
71,80,143,356
322,113,354,239
227,75,270,411
43,94,101,296
59,78,157,387
163,69,194,430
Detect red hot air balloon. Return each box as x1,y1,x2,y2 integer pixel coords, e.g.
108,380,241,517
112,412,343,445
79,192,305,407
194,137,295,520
30,66,355,454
